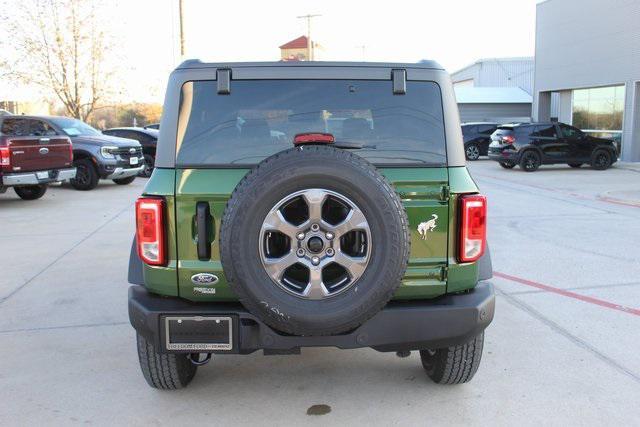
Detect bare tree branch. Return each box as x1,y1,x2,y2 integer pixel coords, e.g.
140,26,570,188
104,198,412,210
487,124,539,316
1,0,115,120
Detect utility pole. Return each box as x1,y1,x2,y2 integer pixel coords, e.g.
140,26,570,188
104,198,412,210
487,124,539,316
297,14,321,60
178,0,185,57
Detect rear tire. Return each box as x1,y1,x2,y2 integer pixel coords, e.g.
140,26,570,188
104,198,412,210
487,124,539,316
113,176,136,185
136,333,197,390
519,150,541,172
591,150,612,170
14,185,47,200
419,332,484,384
568,163,583,168
465,143,481,161
70,158,99,190
498,162,516,169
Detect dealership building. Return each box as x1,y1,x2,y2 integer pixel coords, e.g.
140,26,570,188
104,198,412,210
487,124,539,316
451,57,534,124
533,0,640,162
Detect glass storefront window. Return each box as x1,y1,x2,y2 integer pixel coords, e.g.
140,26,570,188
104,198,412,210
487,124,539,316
572,85,625,132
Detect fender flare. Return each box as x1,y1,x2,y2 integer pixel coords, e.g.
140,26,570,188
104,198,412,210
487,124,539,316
477,243,493,281
128,236,144,285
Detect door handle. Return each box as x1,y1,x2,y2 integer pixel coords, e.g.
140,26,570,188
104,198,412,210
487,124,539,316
196,202,211,260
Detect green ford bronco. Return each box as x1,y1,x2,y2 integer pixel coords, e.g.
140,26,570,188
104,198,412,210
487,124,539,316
128,61,494,389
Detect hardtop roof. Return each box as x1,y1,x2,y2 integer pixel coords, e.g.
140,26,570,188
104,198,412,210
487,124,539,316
176,59,444,71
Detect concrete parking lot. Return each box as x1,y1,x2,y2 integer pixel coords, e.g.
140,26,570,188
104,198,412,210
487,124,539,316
1,161,639,425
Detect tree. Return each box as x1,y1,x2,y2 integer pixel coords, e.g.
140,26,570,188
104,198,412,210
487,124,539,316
2,0,114,121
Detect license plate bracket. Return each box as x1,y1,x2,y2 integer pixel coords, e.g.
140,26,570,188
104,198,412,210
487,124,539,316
130,157,139,165
165,316,233,351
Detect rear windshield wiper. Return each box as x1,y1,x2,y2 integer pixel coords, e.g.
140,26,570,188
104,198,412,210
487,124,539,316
333,141,376,149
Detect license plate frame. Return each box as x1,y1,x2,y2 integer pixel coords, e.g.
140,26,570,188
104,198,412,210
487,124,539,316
36,171,49,179
165,316,233,351
129,157,139,165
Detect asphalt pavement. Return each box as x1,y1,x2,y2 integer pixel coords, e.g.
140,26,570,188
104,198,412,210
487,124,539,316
1,160,639,426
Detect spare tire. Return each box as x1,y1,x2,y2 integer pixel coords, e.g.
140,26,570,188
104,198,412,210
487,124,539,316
220,146,410,336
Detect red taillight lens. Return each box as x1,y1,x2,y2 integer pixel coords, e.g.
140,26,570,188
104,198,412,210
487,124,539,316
458,194,487,263
502,135,515,144
136,197,166,266
0,146,10,169
294,133,335,145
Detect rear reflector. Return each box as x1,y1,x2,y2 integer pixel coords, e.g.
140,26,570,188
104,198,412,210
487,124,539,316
136,197,166,266
0,147,10,169
458,194,487,263
294,133,335,145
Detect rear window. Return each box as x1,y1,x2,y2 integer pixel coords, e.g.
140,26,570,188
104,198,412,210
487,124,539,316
176,79,446,166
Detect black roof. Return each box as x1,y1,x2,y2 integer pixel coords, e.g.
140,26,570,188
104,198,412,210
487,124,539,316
176,59,444,71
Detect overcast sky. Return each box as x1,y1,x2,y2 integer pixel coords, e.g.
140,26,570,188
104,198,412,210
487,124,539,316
83,0,541,102
0,0,540,102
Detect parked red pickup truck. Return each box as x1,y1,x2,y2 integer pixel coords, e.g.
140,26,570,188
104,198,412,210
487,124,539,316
0,117,76,200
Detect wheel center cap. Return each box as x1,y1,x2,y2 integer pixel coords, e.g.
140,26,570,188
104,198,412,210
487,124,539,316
307,236,324,253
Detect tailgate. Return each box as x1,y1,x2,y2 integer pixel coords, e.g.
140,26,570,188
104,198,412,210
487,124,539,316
5,136,72,172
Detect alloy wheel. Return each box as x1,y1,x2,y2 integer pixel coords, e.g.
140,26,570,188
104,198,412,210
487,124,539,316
259,189,371,300
466,144,480,160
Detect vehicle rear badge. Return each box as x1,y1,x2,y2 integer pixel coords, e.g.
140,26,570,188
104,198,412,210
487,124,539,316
417,214,438,240
191,273,219,285
39,147,49,154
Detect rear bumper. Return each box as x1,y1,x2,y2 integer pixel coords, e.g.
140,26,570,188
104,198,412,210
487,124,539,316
488,150,518,162
128,282,495,354
2,167,76,186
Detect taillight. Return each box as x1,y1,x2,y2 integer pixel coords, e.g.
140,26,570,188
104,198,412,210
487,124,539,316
458,194,487,263
136,197,166,266
502,135,515,144
0,146,10,169
294,133,335,145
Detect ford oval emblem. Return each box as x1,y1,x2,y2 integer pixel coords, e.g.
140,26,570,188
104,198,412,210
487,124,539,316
39,147,49,154
191,273,219,285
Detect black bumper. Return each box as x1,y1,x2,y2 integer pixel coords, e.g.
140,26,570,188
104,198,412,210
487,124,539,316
488,150,519,163
129,283,495,354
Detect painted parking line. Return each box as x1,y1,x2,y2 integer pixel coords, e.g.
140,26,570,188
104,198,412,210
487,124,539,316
494,271,640,317
474,172,640,209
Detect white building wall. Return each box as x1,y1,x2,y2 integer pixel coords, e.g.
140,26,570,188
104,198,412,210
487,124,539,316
451,58,534,94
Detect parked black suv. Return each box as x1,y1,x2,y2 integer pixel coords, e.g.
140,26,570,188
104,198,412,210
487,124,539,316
488,122,618,171
461,122,499,160
103,127,158,177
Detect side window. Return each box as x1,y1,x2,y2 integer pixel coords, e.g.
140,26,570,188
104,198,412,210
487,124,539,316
532,125,557,138
559,124,582,139
28,120,57,136
103,129,117,136
461,125,475,136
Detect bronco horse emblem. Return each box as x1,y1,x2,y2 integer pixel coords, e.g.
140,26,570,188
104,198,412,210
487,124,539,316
417,214,438,239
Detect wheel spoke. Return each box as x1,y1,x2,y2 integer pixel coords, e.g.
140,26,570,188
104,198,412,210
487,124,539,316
263,251,299,282
331,208,368,238
262,209,299,238
301,189,327,222
333,250,368,279
302,267,329,300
